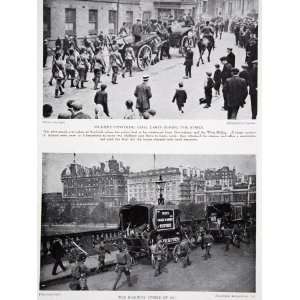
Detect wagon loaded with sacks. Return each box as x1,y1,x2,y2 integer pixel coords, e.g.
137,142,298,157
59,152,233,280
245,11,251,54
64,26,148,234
109,33,164,71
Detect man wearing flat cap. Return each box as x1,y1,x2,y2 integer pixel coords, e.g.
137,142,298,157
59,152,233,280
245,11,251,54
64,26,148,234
220,56,233,110
223,68,248,120
134,75,153,118
70,101,91,119
226,48,236,68
132,19,143,43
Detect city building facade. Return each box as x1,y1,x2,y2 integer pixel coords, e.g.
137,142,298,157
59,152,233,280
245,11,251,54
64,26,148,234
60,155,130,208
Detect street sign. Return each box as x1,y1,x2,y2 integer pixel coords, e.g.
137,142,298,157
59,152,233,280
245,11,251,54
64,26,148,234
155,209,175,231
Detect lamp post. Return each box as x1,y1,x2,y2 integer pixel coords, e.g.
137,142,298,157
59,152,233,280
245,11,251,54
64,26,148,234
155,174,166,205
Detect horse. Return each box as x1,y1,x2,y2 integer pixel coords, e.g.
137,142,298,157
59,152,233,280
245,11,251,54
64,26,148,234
196,34,215,66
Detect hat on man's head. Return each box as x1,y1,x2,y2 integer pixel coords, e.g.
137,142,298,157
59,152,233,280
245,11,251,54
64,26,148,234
70,100,83,111
66,100,75,108
220,56,227,61
206,72,212,77
215,64,220,68
143,74,150,81
100,84,107,90
227,47,233,51
232,68,240,75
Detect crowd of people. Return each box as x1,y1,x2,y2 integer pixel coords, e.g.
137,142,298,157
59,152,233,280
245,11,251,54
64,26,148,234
43,15,258,120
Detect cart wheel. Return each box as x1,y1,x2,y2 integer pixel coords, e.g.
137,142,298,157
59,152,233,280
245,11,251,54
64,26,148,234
137,45,152,71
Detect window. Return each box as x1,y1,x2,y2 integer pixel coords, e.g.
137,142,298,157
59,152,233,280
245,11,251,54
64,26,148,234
65,8,76,36
109,10,118,34
88,10,98,35
143,11,151,23
126,11,133,28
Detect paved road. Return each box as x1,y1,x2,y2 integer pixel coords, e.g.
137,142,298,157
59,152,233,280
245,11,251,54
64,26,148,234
43,33,253,120
41,243,255,292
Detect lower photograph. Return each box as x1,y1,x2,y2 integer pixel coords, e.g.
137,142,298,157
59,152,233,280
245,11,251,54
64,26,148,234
40,153,256,292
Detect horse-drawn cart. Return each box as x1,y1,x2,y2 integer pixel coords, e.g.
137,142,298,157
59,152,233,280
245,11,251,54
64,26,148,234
111,33,163,71
119,204,182,264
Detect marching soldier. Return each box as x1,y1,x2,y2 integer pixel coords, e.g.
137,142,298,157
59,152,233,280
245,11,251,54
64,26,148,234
69,253,89,290
96,237,111,272
153,234,167,277
112,243,133,290
92,47,106,90
176,234,192,268
107,46,123,84
76,48,89,89
63,48,76,88
52,52,65,98
203,230,214,260
122,43,135,78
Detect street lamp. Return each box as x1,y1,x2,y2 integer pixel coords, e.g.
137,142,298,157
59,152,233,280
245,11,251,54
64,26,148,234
155,174,166,205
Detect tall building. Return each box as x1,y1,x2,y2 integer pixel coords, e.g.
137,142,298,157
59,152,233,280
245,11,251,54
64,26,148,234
204,166,237,188
43,0,142,40
222,0,258,17
127,166,205,205
61,155,130,207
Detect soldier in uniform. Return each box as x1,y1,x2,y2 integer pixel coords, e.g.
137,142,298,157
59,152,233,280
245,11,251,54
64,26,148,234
153,234,167,277
50,238,67,275
92,47,106,90
69,253,89,290
107,46,123,84
222,226,233,252
52,52,66,98
203,230,214,260
96,237,111,272
63,48,76,88
176,234,192,268
122,43,135,78
112,243,132,290
226,48,236,68
76,48,89,89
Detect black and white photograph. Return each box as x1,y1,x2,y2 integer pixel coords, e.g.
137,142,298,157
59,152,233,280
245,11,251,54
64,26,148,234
40,153,256,292
42,0,258,120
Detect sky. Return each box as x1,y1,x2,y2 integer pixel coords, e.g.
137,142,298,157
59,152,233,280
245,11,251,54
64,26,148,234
42,153,256,193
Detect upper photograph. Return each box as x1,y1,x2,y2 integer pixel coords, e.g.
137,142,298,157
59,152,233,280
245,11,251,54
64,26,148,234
42,0,258,120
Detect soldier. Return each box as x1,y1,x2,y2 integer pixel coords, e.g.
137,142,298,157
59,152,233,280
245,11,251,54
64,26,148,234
76,48,89,89
119,22,128,37
52,52,65,98
63,48,76,88
176,234,192,268
222,226,232,252
153,235,167,277
107,46,123,84
122,43,135,78
203,230,214,260
112,243,132,290
96,237,111,273
62,35,70,60
92,47,106,90
69,253,89,290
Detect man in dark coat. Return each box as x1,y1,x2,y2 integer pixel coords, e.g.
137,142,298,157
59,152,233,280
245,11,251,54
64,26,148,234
172,81,187,113
226,48,236,68
132,19,143,43
183,47,193,79
248,60,258,119
94,84,110,117
70,101,92,119
43,39,48,68
223,68,248,119
55,36,62,49
134,75,152,118
220,56,233,110
51,239,67,275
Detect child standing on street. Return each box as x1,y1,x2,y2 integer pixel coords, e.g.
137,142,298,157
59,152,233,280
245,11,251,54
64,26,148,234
213,64,222,96
200,72,215,108
172,82,187,113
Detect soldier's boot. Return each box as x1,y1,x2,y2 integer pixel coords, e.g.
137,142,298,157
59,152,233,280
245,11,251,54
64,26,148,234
70,80,74,87
59,86,64,95
55,89,59,98
61,81,65,88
